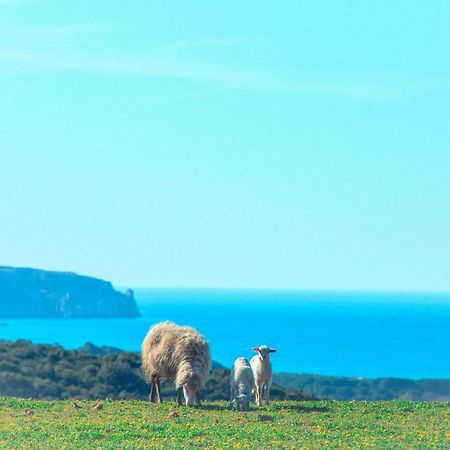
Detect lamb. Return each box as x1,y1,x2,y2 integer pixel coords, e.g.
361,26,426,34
250,345,277,406
229,357,255,411
141,321,211,407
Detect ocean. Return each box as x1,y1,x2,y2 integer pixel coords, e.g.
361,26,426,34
1,289,449,379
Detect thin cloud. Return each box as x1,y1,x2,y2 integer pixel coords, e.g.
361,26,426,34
0,48,265,85
0,45,446,101
1,22,443,101
1,23,116,42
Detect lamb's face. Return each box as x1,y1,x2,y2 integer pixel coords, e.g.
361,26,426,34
183,383,198,407
252,345,277,361
237,393,251,411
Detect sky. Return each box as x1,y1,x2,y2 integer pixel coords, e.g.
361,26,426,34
1,1,450,290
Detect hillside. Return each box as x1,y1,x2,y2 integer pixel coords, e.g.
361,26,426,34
0,398,448,449
2,340,448,403
0,266,139,318
0,340,311,401
273,372,450,402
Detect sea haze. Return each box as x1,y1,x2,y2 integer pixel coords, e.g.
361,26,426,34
1,289,449,379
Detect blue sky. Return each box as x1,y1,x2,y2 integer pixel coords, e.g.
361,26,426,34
1,1,450,290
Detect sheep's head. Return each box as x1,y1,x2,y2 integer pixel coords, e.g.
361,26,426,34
182,373,201,407
182,383,198,407
236,393,251,411
252,345,276,361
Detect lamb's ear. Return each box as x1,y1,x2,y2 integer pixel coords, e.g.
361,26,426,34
252,347,260,352
269,348,277,353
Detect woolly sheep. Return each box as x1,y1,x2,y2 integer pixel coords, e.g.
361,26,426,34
141,321,211,407
229,357,255,411
250,345,277,406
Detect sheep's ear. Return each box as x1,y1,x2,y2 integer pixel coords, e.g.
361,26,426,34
252,347,260,352
269,348,277,353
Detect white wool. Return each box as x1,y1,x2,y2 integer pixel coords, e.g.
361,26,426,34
250,344,276,406
141,321,210,406
229,357,254,411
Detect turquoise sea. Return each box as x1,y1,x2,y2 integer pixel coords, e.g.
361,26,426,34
1,289,449,379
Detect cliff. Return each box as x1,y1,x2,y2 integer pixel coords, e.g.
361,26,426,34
0,266,140,318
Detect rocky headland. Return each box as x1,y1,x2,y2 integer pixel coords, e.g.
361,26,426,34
0,266,140,318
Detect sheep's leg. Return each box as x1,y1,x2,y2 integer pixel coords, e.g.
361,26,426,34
150,375,157,402
176,386,182,406
195,391,202,407
155,377,163,403
149,386,156,402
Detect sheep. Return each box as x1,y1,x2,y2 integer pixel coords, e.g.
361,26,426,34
229,357,255,411
250,345,277,406
141,321,210,407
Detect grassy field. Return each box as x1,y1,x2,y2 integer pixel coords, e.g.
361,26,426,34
0,397,448,449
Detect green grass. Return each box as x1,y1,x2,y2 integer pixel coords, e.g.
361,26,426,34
0,397,448,449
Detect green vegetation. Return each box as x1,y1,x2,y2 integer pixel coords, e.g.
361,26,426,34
273,373,450,402
1,340,448,448
0,340,310,401
1,397,448,449
2,340,448,403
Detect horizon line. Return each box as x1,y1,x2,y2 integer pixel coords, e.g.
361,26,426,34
124,285,450,296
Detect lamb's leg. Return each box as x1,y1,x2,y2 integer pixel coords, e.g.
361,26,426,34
155,377,163,403
255,384,262,407
265,382,271,405
229,387,235,410
195,391,202,407
176,387,182,406
150,375,157,402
